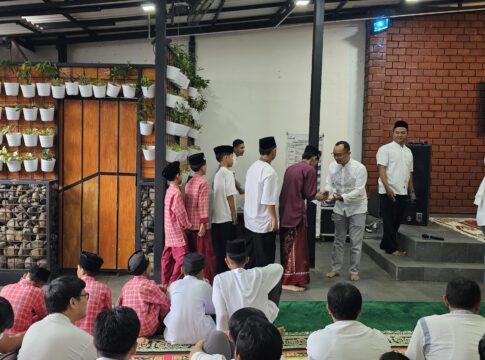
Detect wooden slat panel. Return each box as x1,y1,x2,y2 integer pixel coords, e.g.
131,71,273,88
119,101,137,173
81,176,99,254
83,100,100,177
62,185,81,268
117,176,136,269
98,175,117,269
63,100,82,186
100,101,118,173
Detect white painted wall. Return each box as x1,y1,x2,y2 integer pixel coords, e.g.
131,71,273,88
0,45,57,62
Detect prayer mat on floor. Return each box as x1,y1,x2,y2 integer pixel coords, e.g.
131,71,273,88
430,216,484,242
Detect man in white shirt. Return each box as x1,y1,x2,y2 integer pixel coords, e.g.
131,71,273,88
307,282,391,360
244,136,279,267
212,239,283,332
18,275,97,360
325,141,368,281
406,277,485,360
93,307,140,360
232,139,246,195
164,252,216,344
212,145,239,274
376,120,415,256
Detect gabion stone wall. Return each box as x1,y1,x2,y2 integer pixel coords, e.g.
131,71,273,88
140,185,155,270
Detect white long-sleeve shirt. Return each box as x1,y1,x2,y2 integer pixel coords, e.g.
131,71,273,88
212,264,283,331
325,159,368,217
406,310,485,360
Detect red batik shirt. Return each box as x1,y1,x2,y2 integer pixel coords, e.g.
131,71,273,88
116,275,170,337
184,174,209,231
0,278,48,335
164,183,191,247
75,275,112,334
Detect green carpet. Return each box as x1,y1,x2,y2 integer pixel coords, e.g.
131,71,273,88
275,301,485,332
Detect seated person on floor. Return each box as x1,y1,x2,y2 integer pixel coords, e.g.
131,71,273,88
75,252,112,335
190,315,283,360
0,296,24,354
18,275,97,360
212,239,283,331
0,265,50,336
406,277,485,360
307,282,391,360
93,306,140,360
117,250,170,344
163,252,216,345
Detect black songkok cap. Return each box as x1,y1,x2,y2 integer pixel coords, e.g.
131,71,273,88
394,120,408,130
226,239,247,257
127,250,149,275
304,145,321,159
79,252,104,273
162,161,180,181
183,252,205,274
259,136,276,151
188,152,206,167
213,145,233,156
29,265,51,283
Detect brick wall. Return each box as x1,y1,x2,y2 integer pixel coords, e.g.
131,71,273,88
363,13,485,214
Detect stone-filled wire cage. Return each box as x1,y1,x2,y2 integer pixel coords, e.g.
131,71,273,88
0,180,58,284
137,182,155,275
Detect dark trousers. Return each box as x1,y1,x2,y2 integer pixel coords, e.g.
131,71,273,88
212,221,235,274
379,194,407,253
246,229,276,267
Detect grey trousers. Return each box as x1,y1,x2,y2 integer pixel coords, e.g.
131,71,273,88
330,212,366,275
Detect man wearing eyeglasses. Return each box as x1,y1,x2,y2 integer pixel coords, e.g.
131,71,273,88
325,141,368,282
18,275,97,360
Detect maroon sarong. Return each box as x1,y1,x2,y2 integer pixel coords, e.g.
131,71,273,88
188,229,216,284
280,222,309,286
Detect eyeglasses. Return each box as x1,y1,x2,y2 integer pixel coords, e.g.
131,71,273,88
79,292,90,301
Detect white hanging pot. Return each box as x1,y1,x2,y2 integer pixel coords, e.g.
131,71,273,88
174,72,190,90
188,148,201,156
79,84,93,98
166,93,184,109
23,134,38,147
166,149,179,162
39,135,54,148
190,108,200,121
167,65,181,82
20,84,36,98
5,107,20,121
106,83,121,98
7,160,21,172
188,87,199,99
142,146,155,161
23,159,38,173
65,81,79,96
23,107,38,121
41,158,56,172
6,133,21,147
122,84,137,99
36,82,51,97
188,128,200,139
40,107,55,121
51,85,66,99
139,121,154,136
93,84,106,98
177,150,188,161
142,84,155,98
166,121,190,137
4,82,19,96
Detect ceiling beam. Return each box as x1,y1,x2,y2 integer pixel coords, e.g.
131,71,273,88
211,0,225,26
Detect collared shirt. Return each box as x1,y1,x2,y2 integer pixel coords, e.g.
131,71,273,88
0,278,48,336
376,141,413,195
405,310,485,360
307,320,390,360
185,174,210,230
164,183,191,247
116,275,170,338
18,313,97,360
163,275,215,344
279,161,317,228
75,275,112,335
325,159,368,217
212,166,238,224
244,160,279,233
191,353,226,360
212,264,283,332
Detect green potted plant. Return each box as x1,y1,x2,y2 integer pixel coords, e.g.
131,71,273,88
139,102,154,136
51,77,66,99
167,103,191,137
107,65,123,98
65,73,79,96
22,128,38,147
2,61,19,96
166,143,182,162
166,89,186,109
188,73,209,98
35,62,58,96
18,62,35,98
39,103,55,121
22,103,38,121
170,44,193,89
189,95,207,120
39,127,55,148
40,148,55,172
188,121,202,139
140,76,154,98
5,105,20,121
0,125,8,146
78,74,92,98
5,125,21,147
3,148,22,172
142,144,155,161
92,78,106,98
118,62,137,98
22,152,38,172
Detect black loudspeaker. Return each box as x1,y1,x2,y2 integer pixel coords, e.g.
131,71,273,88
402,142,431,226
